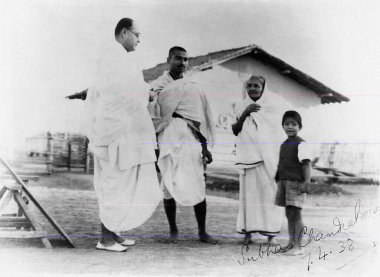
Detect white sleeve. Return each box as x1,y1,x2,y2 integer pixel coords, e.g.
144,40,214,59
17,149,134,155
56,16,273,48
298,142,313,162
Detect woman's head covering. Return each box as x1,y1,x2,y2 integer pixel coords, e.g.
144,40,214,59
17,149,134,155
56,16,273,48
242,74,266,100
282,110,302,129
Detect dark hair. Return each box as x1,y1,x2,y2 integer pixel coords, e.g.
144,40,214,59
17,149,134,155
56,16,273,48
168,46,187,58
282,110,302,129
115,18,134,36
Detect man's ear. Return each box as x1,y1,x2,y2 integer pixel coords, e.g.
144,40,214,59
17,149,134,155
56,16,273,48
166,56,170,63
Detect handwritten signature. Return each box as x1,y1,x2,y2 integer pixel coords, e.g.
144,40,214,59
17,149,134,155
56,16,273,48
237,199,379,267
303,239,377,271
238,242,286,265
300,199,379,248
300,199,379,272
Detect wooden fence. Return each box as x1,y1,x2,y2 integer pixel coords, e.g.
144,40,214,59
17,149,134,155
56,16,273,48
316,142,380,179
25,132,93,174
22,133,379,179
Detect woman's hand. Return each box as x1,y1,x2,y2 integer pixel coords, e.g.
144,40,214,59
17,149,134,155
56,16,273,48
243,103,261,115
232,103,260,136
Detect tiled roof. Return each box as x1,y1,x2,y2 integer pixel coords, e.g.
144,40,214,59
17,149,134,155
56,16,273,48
142,45,349,104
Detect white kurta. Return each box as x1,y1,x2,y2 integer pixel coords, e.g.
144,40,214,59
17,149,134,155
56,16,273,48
85,39,161,232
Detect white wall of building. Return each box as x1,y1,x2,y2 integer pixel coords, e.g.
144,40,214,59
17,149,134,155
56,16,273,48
190,55,322,161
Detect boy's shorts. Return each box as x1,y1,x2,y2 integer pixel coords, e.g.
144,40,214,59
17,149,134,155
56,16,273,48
275,180,306,208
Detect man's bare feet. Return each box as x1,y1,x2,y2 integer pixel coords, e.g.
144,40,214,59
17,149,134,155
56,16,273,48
170,229,179,239
162,230,179,243
199,233,219,245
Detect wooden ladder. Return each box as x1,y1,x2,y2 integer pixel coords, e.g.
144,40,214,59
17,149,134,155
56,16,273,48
0,157,74,248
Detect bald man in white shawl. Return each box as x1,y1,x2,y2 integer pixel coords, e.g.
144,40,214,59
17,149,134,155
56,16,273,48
232,74,283,245
84,18,161,252
149,47,218,244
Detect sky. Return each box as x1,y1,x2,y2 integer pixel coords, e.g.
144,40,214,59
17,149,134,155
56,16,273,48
1,0,380,150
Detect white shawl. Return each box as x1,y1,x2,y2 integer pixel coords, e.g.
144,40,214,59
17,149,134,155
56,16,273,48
84,40,156,169
148,71,173,119
235,90,279,178
154,77,215,144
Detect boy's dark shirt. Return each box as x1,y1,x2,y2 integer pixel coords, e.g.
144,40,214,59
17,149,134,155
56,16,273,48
277,136,305,182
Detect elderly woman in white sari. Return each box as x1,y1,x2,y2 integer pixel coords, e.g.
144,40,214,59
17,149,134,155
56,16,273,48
232,74,283,245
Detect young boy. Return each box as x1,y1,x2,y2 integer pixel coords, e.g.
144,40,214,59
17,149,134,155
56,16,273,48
275,110,311,255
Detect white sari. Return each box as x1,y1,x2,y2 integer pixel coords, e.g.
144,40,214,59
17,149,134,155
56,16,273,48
235,90,283,234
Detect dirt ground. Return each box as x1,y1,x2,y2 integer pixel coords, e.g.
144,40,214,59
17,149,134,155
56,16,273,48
0,172,379,276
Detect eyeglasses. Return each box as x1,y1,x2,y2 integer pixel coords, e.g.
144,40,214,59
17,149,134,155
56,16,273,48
127,29,140,39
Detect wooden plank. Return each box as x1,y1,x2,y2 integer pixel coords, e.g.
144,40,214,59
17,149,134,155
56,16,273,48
1,175,40,182
0,157,75,248
5,183,22,191
13,192,52,248
0,186,7,199
0,190,13,212
2,213,18,217
0,216,30,222
0,230,47,238
0,217,32,229
11,159,47,165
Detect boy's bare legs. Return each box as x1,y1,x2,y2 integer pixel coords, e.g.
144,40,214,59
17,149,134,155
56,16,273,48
284,206,305,255
280,207,295,252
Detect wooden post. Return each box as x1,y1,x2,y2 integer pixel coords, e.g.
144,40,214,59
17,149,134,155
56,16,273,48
328,142,338,175
46,132,53,174
68,142,71,172
85,138,90,173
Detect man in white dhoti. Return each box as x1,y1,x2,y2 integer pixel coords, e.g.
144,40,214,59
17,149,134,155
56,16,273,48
232,74,283,245
149,47,218,244
84,18,161,252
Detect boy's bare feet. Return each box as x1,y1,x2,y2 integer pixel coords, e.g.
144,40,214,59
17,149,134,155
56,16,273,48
279,243,294,253
284,248,305,256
